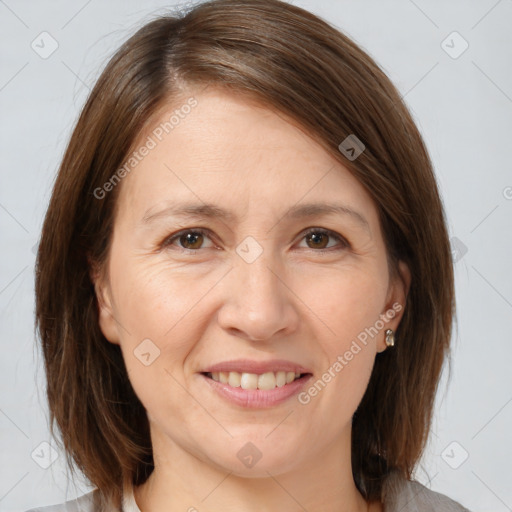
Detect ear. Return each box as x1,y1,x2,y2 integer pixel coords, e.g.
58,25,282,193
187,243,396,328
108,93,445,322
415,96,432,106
89,259,120,345
377,260,411,353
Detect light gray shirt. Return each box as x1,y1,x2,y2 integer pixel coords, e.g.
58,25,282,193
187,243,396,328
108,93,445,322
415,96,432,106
25,470,472,512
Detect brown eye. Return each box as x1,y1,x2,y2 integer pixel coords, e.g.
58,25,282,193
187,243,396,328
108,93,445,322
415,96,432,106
163,229,214,251
163,227,348,253
300,228,349,251
305,231,329,249
179,232,204,249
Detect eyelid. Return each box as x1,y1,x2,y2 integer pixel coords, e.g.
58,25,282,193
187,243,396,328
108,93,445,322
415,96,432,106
161,227,350,252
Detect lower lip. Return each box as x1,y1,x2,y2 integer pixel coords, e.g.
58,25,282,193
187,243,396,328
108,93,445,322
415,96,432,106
200,373,312,408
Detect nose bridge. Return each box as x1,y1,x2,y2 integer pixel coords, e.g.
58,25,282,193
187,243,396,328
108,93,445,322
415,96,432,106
235,241,284,311
246,252,278,292
218,237,297,340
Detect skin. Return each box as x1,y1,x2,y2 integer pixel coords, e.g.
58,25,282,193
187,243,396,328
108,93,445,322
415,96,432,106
93,86,410,512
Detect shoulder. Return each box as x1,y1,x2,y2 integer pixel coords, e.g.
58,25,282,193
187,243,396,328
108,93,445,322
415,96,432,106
24,489,107,512
382,470,473,512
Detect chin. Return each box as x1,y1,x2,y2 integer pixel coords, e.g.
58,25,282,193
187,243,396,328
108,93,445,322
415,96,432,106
205,438,305,477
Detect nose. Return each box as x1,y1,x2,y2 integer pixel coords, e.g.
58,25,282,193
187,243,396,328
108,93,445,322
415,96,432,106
217,252,300,342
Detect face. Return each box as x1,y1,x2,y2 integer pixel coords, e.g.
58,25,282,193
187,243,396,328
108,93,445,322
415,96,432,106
94,86,409,477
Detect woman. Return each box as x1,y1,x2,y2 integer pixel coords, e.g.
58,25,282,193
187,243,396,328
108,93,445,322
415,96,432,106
30,0,471,510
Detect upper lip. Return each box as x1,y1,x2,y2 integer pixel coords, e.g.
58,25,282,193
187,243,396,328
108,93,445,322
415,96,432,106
201,359,312,375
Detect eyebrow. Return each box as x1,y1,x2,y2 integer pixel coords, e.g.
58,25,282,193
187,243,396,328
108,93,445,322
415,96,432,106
141,201,370,233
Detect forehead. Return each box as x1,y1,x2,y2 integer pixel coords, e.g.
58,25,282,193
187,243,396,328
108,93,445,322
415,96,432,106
115,87,378,228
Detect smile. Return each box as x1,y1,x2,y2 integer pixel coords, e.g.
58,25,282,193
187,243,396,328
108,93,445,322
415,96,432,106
200,371,313,408
203,370,307,390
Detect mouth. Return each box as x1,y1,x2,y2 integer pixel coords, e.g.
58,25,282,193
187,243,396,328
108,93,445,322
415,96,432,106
198,359,313,407
199,369,313,408
201,370,312,391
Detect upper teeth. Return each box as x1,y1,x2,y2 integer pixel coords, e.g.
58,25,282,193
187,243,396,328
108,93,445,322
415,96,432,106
209,371,301,390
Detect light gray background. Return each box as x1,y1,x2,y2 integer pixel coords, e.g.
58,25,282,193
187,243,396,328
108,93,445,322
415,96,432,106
1,0,511,511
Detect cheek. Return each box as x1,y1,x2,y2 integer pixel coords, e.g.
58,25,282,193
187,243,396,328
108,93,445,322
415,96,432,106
107,256,201,384
110,252,210,338
294,264,385,410
301,262,387,348
108,260,205,425
108,253,228,393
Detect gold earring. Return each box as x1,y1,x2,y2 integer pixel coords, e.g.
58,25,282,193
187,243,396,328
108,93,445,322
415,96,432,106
385,329,395,347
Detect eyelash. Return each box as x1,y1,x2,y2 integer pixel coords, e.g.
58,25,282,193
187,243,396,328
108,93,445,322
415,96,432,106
161,227,350,253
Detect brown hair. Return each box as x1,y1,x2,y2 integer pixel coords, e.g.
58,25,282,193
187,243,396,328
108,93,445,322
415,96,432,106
35,0,455,507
